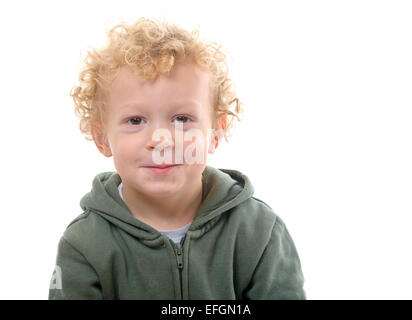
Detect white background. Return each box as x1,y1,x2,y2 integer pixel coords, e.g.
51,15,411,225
0,0,411,299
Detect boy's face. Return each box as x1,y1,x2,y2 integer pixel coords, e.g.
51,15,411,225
93,61,217,198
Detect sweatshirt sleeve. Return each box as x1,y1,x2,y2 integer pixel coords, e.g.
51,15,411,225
242,217,306,300
48,237,103,300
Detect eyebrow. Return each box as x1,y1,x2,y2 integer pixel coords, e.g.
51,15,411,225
118,100,202,112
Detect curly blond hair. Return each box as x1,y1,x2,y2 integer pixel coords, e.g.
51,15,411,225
71,17,243,142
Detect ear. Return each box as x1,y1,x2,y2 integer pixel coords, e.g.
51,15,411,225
208,115,227,154
91,125,112,157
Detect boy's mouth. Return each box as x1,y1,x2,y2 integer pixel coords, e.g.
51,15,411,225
142,164,181,169
141,164,182,175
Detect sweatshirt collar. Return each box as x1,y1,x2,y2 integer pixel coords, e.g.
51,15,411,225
79,166,254,245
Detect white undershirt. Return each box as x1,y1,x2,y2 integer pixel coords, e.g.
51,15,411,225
118,182,191,244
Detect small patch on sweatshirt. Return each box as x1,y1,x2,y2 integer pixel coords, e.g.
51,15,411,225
49,265,62,290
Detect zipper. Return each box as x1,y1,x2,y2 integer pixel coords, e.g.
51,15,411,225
175,243,184,300
170,236,185,300
175,244,184,269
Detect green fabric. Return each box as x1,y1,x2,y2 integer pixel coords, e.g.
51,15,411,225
49,166,306,299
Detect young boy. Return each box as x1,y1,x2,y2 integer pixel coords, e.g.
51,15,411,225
49,18,306,300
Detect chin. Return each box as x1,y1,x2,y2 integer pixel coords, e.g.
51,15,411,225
142,182,180,196
146,187,178,198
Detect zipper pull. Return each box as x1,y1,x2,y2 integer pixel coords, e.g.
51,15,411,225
175,244,183,269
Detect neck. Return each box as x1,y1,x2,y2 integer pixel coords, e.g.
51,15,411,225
121,178,203,231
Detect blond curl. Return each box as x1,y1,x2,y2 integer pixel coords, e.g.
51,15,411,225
71,17,243,142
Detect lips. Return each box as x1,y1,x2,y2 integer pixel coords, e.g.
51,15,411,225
142,164,181,175
142,164,180,169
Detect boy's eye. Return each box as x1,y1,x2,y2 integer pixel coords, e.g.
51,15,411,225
173,115,190,123
128,117,145,125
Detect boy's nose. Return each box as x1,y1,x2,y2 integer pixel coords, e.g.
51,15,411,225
145,127,175,151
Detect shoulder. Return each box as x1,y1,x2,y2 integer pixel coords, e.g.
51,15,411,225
233,196,279,225
61,210,111,254
227,196,283,245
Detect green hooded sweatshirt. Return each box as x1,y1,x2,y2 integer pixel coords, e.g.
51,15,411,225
48,166,306,300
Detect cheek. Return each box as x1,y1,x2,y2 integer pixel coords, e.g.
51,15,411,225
112,136,141,162
183,163,206,180
180,130,210,165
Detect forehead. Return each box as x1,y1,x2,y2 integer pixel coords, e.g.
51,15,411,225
106,62,212,111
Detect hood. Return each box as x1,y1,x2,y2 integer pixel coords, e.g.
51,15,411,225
79,165,254,245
